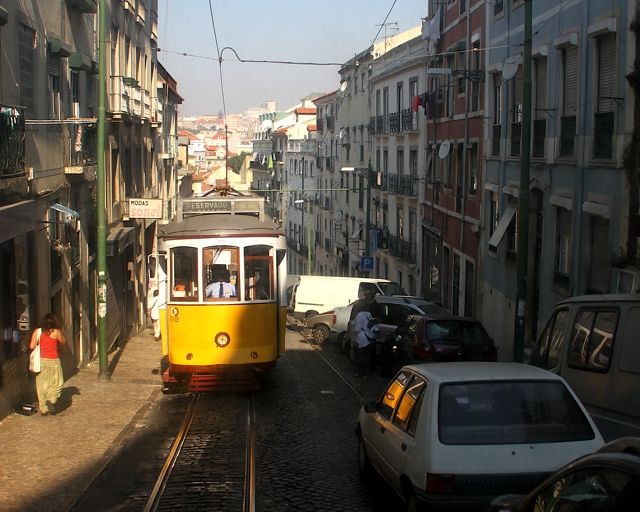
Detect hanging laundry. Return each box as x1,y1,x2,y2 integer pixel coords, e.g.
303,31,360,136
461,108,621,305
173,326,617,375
428,92,437,119
421,93,429,110
74,124,83,152
413,95,421,112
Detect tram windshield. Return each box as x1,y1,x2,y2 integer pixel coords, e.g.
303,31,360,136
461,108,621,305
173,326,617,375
203,246,239,301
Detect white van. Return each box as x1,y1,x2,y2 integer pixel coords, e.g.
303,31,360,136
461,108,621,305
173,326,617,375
527,293,640,441
291,276,404,320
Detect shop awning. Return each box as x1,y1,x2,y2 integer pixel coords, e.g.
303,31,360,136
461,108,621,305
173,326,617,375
0,200,36,245
47,38,72,57
488,201,517,248
106,226,135,257
50,203,80,218
69,52,91,70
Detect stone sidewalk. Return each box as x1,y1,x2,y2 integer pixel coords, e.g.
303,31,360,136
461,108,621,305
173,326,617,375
0,330,164,512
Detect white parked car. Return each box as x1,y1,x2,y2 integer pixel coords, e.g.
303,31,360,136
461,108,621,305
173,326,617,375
356,362,605,511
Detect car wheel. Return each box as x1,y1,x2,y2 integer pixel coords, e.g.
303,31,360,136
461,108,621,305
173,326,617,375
313,325,330,345
341,334,351,355
357,437,375,482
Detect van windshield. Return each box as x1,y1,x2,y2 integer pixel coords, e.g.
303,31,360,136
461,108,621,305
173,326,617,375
378,282,405,295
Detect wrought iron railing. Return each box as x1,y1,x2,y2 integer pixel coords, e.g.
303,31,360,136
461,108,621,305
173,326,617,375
399,174,418,197
389,112,399,134
389,173,399,195
0,106,26,178
402,108,418,131
400,238,417,264
69,123,98,166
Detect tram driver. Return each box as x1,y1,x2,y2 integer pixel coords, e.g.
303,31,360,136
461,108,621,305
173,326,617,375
206,267,237,298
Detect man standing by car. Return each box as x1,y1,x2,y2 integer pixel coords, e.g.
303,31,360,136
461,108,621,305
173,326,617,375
352,302,378,378
348,289,376,341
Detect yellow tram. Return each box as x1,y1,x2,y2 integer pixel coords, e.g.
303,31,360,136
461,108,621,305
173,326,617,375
156,192,287,390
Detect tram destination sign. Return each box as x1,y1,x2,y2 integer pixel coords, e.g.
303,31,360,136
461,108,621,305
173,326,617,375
182,197,262,214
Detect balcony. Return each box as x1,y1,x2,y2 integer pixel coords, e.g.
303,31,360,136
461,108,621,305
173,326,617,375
389,234,401,258
0,106,26,179
389,173,399,195
402,108,418,131
399,175,418,197
389,112,400,134
67,123,98,171
324,237,333,252
142,89,151,121
65,0,97,13
400,238,417,265
372,171,388,192
326,116,335,131
109,77,131,119
151,96,163,126
323,196,334,211
161,134,176,159
375,115,385,135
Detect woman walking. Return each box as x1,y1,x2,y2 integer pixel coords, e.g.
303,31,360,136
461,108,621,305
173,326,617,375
29,313,66,415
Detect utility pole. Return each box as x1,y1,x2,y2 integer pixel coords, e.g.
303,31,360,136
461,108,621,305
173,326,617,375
365,160,372,272
307,199,311,275
96,0,110,379
514,0,532,363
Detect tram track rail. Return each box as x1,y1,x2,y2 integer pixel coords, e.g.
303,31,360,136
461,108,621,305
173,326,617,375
143,391,257,512
288,317,367,404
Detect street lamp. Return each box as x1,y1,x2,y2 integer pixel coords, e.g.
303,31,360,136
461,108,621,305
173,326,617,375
341,161,373,273
294,198,312,275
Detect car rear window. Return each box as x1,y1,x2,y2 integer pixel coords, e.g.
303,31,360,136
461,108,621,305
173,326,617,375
438,380,595,445
426,320,489,346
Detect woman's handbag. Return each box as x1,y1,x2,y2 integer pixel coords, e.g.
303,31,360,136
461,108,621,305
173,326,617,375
29,328,41,373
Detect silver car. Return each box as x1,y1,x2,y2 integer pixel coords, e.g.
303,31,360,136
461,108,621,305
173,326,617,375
330,296,446,356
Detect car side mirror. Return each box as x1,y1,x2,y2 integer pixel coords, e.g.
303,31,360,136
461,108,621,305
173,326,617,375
364,401,377,414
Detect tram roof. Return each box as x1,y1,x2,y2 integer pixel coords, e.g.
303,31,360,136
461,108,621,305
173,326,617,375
159,212,284,238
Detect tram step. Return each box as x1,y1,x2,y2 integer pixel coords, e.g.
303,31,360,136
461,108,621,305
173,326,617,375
186,373,260,392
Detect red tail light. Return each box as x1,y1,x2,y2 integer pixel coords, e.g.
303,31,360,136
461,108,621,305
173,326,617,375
332,314,337,325
416,344,433,360
487,346,498,362
426,473,454,494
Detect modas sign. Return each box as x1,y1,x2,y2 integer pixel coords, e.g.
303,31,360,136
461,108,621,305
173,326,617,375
128,198,163,219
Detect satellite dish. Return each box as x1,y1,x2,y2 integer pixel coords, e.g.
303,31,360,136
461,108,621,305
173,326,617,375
502,56,519,81
439,140,451,159
340,81,348,92
335,210,343,221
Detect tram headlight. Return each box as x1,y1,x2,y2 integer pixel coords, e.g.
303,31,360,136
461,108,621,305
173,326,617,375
215,332,231,348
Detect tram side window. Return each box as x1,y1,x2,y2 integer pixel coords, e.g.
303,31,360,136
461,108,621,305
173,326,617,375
171,247,198,301
203,246,239,300
245,245,273,300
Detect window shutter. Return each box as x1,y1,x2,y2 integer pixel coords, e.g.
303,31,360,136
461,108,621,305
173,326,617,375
535,57,548,119
564,47,579,114
48,54,60,76
588,216,610,293
557,207,572,239
513,67,523,110
598,33,616,113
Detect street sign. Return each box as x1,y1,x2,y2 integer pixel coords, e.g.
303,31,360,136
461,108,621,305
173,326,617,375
361,256,374,270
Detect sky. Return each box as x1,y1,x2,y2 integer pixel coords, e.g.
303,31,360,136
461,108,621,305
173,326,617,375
157,0,429,117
